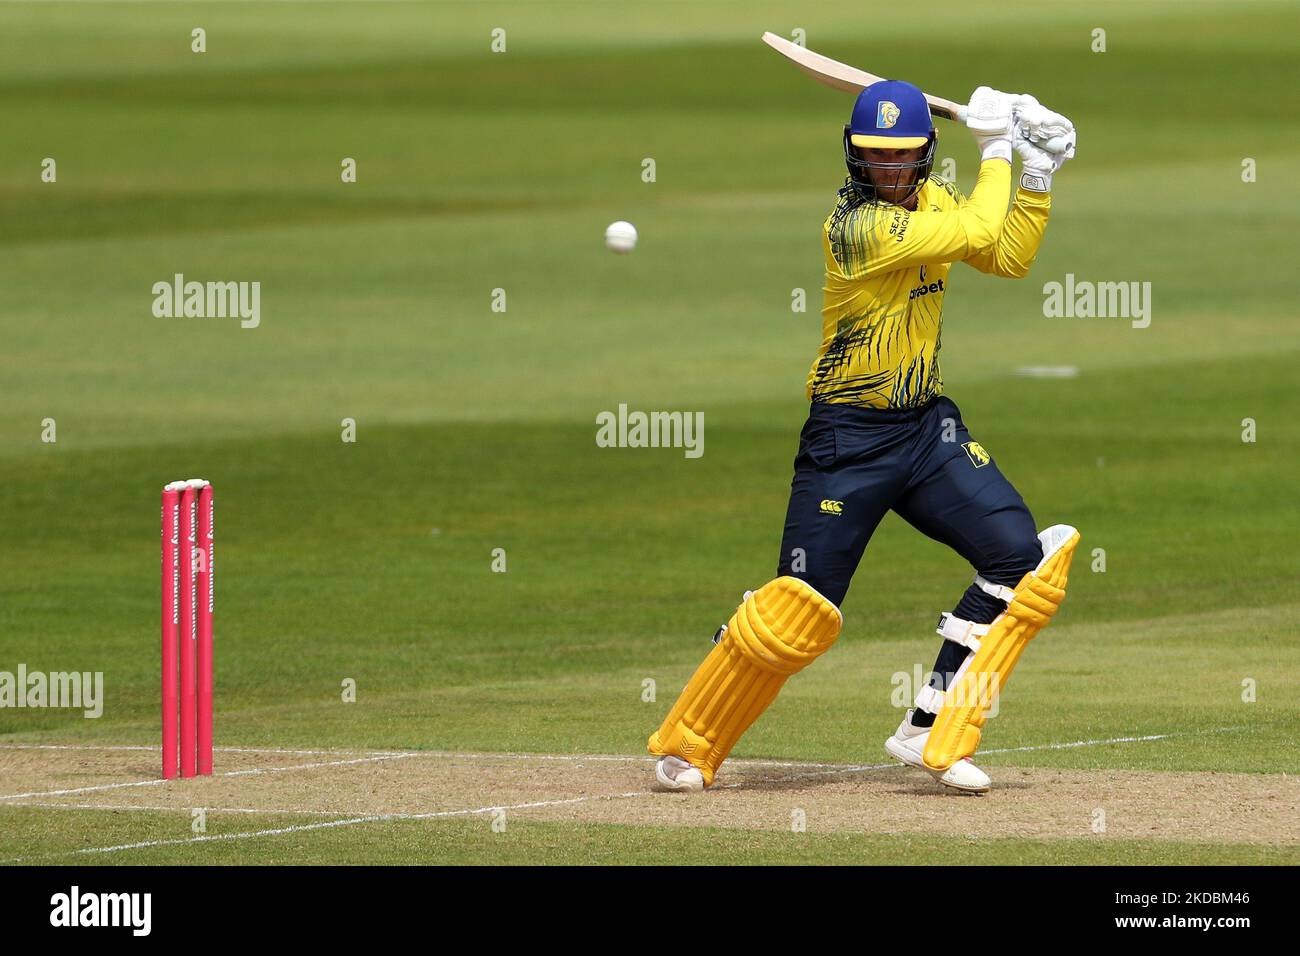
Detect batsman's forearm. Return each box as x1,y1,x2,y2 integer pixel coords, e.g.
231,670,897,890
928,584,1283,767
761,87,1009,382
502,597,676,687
957,159,1013,255
965,188,1050,278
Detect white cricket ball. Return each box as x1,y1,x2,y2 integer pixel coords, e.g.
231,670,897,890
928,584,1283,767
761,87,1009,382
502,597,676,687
605,220,637,254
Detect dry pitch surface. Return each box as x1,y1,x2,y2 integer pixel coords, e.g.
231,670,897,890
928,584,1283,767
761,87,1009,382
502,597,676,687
2,742,1296,864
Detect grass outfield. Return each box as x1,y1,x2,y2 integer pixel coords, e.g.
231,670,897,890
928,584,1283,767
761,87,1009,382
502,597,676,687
1,1,1297,865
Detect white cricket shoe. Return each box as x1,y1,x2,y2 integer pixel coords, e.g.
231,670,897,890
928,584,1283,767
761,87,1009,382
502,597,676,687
655,755,705,792
885,711,991,793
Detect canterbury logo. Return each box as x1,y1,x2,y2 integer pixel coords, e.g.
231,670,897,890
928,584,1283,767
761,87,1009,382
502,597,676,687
963,441,991,468
819,499,844,515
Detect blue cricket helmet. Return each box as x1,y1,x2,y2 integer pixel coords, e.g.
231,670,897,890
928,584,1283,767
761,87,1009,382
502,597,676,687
843,79,937,203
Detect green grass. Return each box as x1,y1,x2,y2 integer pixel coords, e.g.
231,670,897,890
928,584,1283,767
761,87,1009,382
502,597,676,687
1,358,1295,767
0,0,1297,864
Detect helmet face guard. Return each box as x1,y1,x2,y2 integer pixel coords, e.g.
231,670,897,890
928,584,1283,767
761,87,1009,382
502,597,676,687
843,124,937,205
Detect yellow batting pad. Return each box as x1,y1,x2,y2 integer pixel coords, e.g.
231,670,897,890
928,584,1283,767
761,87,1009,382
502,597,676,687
648,577,842,786
923,525,1080,772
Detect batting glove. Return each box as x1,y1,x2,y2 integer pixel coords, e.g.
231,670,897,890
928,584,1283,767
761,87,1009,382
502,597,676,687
1012,95,1076,156
1013,122,1074,192
966,86,1016,163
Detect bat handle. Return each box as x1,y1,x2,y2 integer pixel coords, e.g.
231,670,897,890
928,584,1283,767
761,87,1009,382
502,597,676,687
955,106,968,124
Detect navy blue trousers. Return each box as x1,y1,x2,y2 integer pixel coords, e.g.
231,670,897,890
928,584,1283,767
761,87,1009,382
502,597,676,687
776,397,1042,632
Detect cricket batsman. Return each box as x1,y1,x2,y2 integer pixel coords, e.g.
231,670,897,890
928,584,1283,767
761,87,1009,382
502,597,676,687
649,81,1080,793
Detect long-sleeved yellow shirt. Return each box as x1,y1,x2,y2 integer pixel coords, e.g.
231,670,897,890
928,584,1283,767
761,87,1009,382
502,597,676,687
807,159,1050,408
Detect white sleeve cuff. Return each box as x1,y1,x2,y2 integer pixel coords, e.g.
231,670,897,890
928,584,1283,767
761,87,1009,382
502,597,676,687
980,141,1013,163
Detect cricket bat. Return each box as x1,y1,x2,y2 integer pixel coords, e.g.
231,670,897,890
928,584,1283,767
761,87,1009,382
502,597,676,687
762,32,1075,155
761,32,968,123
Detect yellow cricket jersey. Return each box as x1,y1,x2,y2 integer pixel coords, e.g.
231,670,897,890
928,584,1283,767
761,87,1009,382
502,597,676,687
807,159,1051,408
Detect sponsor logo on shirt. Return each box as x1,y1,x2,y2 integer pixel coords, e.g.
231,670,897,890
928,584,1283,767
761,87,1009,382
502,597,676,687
909,278,945,300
